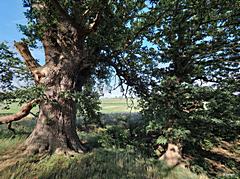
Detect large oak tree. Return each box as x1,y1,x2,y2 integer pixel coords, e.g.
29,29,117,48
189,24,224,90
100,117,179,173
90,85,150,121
0,0,153,154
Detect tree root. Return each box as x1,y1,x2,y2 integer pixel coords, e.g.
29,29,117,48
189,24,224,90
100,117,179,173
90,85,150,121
0,142,84,172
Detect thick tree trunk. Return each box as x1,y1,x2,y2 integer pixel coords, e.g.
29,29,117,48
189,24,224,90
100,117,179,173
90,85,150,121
24,62,86,154
25,99,84,154
14,7,92,153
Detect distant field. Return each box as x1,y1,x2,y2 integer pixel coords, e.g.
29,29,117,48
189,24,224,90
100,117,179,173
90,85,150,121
0,98,139,116
101,98,139,113
0,103,38,117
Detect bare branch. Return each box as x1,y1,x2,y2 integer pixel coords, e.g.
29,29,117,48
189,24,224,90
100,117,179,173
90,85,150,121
0,99,40,125
14,42,40,74
89,13,100,30
7,122,16,135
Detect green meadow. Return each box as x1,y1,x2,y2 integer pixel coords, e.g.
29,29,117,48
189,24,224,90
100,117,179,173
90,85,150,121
0,98,139,116
100,98,139,113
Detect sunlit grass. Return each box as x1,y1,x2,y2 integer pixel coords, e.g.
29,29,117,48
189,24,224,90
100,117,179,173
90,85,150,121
0,98,139,115
0,137,26,155
0,149,200,179
101,98,139,113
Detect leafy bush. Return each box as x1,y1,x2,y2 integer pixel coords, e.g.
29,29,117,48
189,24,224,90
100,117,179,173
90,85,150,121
75,84,102,128
140,77,240,148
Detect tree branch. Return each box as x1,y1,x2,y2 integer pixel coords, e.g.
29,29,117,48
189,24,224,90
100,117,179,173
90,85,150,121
49,0,78,29
80,11,101,37
14,42,40,74
0,99,40,125
7,122,16,135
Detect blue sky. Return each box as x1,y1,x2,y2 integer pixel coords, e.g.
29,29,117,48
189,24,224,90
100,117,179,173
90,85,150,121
0,1,122,97
0,1,45,64
0,1,26,43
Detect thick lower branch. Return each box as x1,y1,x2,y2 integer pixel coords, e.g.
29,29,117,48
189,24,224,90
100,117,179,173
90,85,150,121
14,42,40,74
0,99,40,125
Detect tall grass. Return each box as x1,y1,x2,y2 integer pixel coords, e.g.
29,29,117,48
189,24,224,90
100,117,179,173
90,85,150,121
0,149,200,179
0,137,26,155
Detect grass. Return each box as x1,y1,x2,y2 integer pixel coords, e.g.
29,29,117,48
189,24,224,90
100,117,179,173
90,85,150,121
100,98,139,113
1,99,239,178
0,120,202,179
0,98,139,116
0,148,200,179
0,136,26,155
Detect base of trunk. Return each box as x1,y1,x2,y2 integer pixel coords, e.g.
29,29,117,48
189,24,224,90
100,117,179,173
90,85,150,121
23,121,85,155
159,143,182,167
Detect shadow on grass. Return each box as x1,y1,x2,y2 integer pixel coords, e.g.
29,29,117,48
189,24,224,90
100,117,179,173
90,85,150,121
0,149,198,179
187,144,239,177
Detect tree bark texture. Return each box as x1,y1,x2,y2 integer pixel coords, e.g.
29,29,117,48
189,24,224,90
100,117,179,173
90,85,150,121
24,59,86,154
14,41,88,154
12,1,96,154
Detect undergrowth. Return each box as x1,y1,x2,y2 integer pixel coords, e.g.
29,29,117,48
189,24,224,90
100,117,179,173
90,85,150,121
0,136,26,155
1,116,239,178
0,149,199,179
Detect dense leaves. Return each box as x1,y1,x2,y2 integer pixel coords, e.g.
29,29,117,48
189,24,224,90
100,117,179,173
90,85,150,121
138,0,240,151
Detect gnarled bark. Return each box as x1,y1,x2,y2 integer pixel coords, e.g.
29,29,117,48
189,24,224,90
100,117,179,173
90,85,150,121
24,98,85,154
159,143,183,167
20,56,86,154
11,0,98,155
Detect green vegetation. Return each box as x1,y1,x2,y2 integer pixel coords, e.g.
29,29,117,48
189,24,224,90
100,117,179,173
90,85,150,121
0,112,239,178
0,121,200,179
0,149,199,179
0,137,25,154
101,98,139,113
0,98,138,116
0,0,239,178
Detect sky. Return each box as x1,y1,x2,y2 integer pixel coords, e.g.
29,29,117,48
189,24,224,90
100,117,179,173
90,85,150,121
0,1,26,43
0,1,123,97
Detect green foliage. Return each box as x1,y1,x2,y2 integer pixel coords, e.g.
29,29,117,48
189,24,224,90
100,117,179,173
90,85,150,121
99,125,132,149
0,86,44,112
0,42,31,91
139,77,240,176
140,79,240,145
76,84,102,127
138,0,240,150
